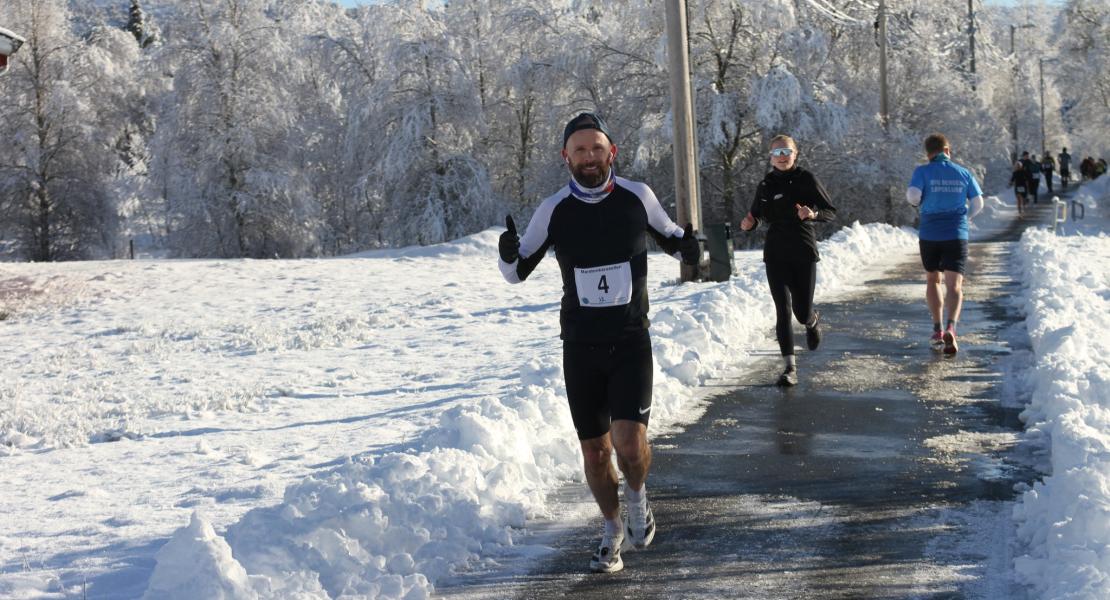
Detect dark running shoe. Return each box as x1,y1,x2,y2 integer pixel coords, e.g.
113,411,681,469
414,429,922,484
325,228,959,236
777,365,798,387
806,311,822,351
943,327,959,355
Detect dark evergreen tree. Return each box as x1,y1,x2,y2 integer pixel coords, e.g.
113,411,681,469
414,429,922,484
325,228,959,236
126,0,152,48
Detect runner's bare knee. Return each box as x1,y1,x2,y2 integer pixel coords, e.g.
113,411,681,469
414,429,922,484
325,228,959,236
610,421,646,462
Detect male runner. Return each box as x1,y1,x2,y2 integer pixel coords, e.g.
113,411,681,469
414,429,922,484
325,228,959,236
1022,151,1042,204
905,133,984,355
498,112,700,573
1058,147,1072,190
1041,153,1055,194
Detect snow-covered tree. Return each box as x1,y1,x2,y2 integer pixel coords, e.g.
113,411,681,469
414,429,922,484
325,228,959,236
270,1,369,254
690,0,801,226
367,2,497,246
1055,0,1110,157
0,0,133,260
149,0,318,258
0,0,1079,260
126,0,158,48
775,0,1010,226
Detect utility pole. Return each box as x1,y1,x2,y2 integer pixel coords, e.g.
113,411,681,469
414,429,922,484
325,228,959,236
1039,58,1046,157
1039,57,1057,156
665,0,701,282
873,0,892,221
967,0,977,90
1010,24,1018,163
878,0,890,130
1010,23,1036,163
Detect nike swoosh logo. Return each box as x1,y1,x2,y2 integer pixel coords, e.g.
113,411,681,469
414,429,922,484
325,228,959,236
639,406,651,415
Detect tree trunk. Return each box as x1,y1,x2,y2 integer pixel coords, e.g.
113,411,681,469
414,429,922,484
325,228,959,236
33,186,51,261
515,96,534,203
721,157,736,225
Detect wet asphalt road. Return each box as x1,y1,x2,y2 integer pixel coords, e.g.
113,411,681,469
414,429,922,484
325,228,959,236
440,196,1067,599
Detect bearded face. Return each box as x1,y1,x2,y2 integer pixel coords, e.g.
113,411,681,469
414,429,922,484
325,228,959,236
564,129,615,188
570,156,612,188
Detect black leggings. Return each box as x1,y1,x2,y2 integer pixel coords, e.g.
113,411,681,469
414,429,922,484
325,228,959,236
765,259,817,356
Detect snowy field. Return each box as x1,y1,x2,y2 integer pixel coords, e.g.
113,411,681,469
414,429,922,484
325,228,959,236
1,179,1106,599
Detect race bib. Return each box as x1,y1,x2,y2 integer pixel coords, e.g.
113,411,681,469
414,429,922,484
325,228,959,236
574,262,633,308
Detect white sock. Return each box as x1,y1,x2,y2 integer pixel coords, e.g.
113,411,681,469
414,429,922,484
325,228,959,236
784,355,796,369
625,484,647,506
604,517,623,536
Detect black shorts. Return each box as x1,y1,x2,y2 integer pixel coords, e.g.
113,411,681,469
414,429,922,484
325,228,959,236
919,239,969,274
563,332,653,440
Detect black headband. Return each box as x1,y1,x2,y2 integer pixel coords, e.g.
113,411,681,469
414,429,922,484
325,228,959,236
563,112,612,148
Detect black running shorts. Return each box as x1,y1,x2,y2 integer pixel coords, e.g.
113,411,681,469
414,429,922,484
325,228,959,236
562,332,653,440
919,239,969,274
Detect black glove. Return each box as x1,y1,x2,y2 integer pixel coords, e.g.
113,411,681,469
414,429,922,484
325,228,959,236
499,215,520,263
679,223,700,266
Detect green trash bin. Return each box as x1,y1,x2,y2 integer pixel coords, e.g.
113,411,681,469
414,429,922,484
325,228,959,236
704,223,735,282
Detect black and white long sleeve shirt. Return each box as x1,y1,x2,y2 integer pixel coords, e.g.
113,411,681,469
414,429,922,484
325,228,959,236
499,176,685,343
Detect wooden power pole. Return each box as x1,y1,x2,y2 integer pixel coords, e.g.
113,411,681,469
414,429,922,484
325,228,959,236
878,0,890,130
968,0,977,90
665,0,702,282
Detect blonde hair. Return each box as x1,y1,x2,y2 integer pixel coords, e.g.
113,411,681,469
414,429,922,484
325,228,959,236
769,134,798,150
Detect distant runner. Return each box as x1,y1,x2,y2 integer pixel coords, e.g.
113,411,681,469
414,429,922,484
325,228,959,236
739,134,837,386
906,133,984,354
1041,153,1055,194
1023,151,1042,204
497,112,700,573
1010,158,1029,217
1058,147,1072,189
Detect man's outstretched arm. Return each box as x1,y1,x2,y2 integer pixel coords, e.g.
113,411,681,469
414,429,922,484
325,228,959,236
498,200,556,283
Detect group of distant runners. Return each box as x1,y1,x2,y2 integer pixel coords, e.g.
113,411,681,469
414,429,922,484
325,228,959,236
1079,156,1108,181
1009,148,1069,216
497,114,986,573
1009,148,1105,216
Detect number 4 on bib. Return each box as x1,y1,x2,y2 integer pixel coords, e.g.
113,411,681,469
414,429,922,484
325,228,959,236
574,262,633,307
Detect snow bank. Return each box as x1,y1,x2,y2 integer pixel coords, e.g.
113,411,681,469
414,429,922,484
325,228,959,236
143,512,256,600
148,222,916,599
972,194,1011,231
1011,178,1110,598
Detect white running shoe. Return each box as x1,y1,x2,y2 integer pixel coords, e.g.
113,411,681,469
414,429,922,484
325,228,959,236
776,365,798,387
624,499,656,549
589,529,624,573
